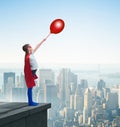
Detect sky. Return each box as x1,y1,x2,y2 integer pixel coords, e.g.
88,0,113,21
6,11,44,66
0,0,120,68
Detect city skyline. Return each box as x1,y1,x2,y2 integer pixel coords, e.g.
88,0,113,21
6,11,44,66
0,0,120,65
0,68,120,126
1,65,120,89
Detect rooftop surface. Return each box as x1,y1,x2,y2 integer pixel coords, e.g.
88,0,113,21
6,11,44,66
0,102,51,127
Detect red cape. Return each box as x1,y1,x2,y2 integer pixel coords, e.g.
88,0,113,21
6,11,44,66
24,54,36,88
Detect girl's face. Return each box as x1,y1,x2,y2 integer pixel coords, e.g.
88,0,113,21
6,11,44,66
27,45,33,54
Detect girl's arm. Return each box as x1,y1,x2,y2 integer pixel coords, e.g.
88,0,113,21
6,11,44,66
33,38,46,53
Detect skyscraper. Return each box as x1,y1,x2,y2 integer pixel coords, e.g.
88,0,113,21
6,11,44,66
39,69,55,88
12,87,27,102
44,82,58,121
106,92,118,110
81,79,88,89
16,72,25,88
83,107,88,124
44,84,57,103
84,88,92,118
57,68,77,107
74,85,84,112
70,95,74,109
97,79,105,90
3,72,15,101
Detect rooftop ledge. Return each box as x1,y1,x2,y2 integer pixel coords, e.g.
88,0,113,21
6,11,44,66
0,102,51,127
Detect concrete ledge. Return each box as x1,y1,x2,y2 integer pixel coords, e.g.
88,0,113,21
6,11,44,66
0,102,51,127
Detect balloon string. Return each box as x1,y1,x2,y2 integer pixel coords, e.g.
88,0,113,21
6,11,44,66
44,33,51,40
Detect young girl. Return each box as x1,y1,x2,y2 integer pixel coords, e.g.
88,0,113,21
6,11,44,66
22,38,46,106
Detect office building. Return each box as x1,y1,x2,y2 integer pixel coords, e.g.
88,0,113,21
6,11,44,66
3,72,15,101
57,68,77,106
84,88,92,116
106,92,118,110
74,85,84,112
39,69,55,88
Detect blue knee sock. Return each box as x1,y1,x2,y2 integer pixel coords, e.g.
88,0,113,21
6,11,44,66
28,88,38,106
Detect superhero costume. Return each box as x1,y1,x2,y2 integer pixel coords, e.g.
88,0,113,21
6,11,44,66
24,54,36,88
24,54,38,106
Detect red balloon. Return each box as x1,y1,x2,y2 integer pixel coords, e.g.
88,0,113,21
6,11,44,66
50,19,65,34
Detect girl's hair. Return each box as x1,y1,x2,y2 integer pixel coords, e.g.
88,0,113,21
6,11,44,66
22,44,29,54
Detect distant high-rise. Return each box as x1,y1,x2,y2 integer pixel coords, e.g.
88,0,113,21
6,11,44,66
83,107,88,124
44,83,58,120
103,87,110,99
39,69,55,88
118,91,120,108
44,84,57,103
12,87,27,102
3,72,15,101
57,68,77,107
70,95,74,109
63,107,74,121
74,85,84,112
81,79,88,89
97,79,105,90
16,73,25,88
84,88,92,117
106,92,118,110
74,94,84,112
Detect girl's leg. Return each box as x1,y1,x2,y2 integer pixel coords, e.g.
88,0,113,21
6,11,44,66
27,88,38,106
